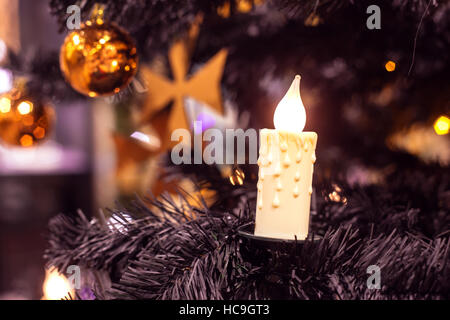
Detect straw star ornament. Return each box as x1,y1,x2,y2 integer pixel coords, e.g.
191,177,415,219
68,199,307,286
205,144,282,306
141,28,228,149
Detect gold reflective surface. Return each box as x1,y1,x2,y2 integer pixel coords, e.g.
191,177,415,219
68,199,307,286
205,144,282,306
60,22,138,97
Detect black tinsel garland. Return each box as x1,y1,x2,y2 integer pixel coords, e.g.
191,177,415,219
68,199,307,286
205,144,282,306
44,158,450,300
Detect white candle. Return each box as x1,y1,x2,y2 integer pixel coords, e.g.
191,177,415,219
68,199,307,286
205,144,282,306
255,75,317,240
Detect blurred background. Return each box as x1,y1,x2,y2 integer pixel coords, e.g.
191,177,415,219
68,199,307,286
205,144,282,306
0,0,448,299
0,0,93,299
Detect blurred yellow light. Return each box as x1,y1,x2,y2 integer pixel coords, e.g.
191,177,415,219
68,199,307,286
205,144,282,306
0,96,11,113
434,116,449,135
88,91,97,97
385,60,396,72
72,34,80,45
17,101,33,115
96,18,103,25
19,134,33,147
42,269,74,300
111,60,118,67
124,65,130,72
99,38,106,45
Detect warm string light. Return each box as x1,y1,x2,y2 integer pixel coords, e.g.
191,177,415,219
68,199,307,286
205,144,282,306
434,116,449,135
385,60,396,72
0,96,11,113
217,0,265,17
0,93,53,147
33,126,46,139
328,184,347,204
19,134,34,147
17,101,33,115
42,269,74,300
229,167,245,186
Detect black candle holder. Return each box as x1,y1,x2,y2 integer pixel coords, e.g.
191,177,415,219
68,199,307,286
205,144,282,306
237,222,322,250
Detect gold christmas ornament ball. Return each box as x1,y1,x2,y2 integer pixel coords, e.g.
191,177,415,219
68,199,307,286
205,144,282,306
60,21,138,97
0,92,54,147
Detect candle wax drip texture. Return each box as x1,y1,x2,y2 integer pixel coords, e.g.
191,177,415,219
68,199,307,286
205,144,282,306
255,129,317,240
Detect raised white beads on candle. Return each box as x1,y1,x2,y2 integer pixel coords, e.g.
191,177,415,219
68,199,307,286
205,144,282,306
276,178,283,191
283,153,291,167
273,192,280,208
293,184,300,198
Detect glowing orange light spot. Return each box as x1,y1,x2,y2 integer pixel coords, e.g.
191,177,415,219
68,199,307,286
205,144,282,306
385,60,396,72
96,18,103,25
22,114,34,126
434,116,450,135
99,38,106,45
33,126,46,139
124,65,130,72
237,0,253,13
20,134,34,147
217,2,231,18
111,60,118,67
88,92,97,97
17,101,33,115
0,97,11,113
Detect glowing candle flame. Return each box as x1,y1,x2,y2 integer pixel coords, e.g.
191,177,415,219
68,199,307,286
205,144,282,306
273,75,306,133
